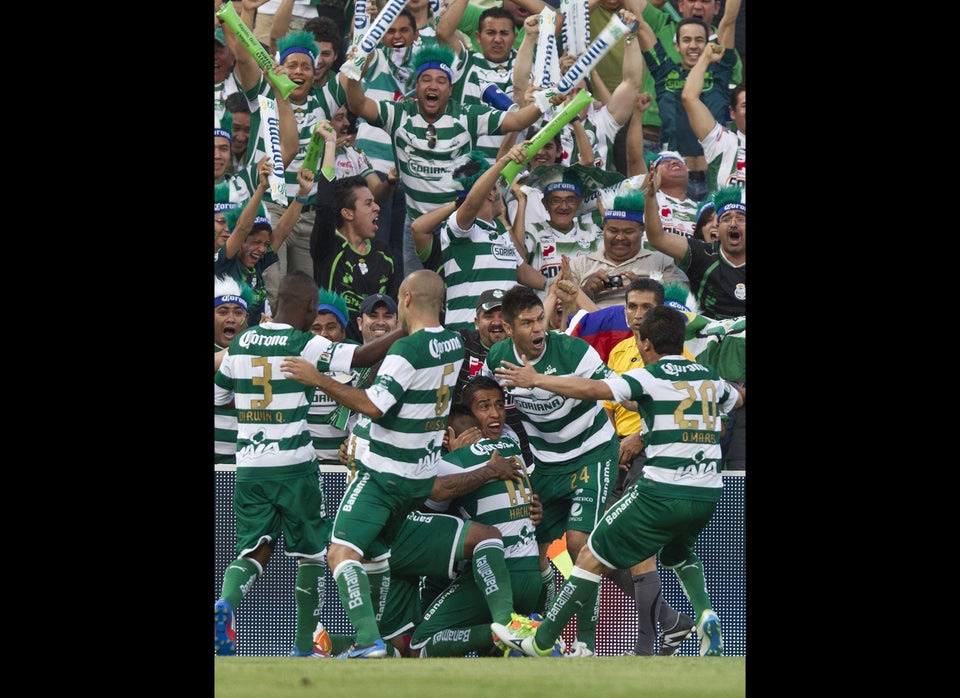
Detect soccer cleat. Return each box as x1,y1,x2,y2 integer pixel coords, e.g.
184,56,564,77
696,610,723,656
289,647,329,657
214,598,236,656
565,640,595,657
335,638,387,659
491,622,563,657
657,613,695,656
491,613,539,652
313,623,333,656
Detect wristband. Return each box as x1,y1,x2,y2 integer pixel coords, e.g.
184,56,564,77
295,195,310,204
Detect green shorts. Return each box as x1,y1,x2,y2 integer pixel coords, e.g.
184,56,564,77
379,511,470,639
409,563,541,651
330,465,434,560
587,482,718,571
233,463,330,562
532,442,616,545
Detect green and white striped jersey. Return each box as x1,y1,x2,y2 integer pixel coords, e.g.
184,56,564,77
427,436,539,567
371,100,506,220
214,322,357,477
524,213,604,284
214,342,238,464
482,332,616,473
350,327,465,481
245,73,345,205
306,339,362,463
353,44,425,174
453,49,517,165
563,103,624,172
605,355,739,502
440,213,522,332
701,122,746,201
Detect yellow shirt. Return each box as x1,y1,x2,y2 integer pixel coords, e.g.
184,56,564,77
604,334,695,437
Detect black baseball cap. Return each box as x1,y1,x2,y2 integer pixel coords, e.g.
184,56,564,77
476,288,505,312
359,293,398,316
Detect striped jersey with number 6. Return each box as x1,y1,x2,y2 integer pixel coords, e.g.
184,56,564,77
351,328,465,481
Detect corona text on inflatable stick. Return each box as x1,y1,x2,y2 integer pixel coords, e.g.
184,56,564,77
500,88,594,186
216,2,297,100
339,0,412,81
532,13,635,113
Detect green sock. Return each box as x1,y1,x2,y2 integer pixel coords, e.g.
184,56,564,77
294,562,325,652
334,560,380,645
537,565,556,614
472,539,514,624
667,551,710,621
536,567,600,654
363,560,391,624
219,557,261,610
575,579,601,653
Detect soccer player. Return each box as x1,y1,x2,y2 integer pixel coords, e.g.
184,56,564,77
490,305,744,657
408,377,555,657
279,270,464,658
213,272,404,657
481,285,621,656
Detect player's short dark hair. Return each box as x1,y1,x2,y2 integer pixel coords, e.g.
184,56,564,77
638,305,685,355
334,175,369,227
460,375,504,410
447,404,480,438
500,285,543,326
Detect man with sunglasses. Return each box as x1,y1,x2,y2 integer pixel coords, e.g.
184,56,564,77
344,43,547,275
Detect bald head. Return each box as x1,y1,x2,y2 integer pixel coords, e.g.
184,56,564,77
398,269,446,332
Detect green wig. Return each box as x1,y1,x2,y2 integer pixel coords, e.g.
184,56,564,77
712,186,745,219
412,44,456,79
452,151,491,194
277,30,319,64
316,288,349,327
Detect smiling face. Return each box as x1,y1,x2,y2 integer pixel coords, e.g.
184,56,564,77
531,138,562,167
475,305,506,348
383,14,417,48
215,302,247,347
468,387,507,441
544,191,582,231
214,136,231,179
314,41,337,83
215,41,235,85
239,228,271,269
675,21,709,69
416,68,452,119
358,303,398,343
602,219,643,264
229,110,250,161
282,51,316,103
